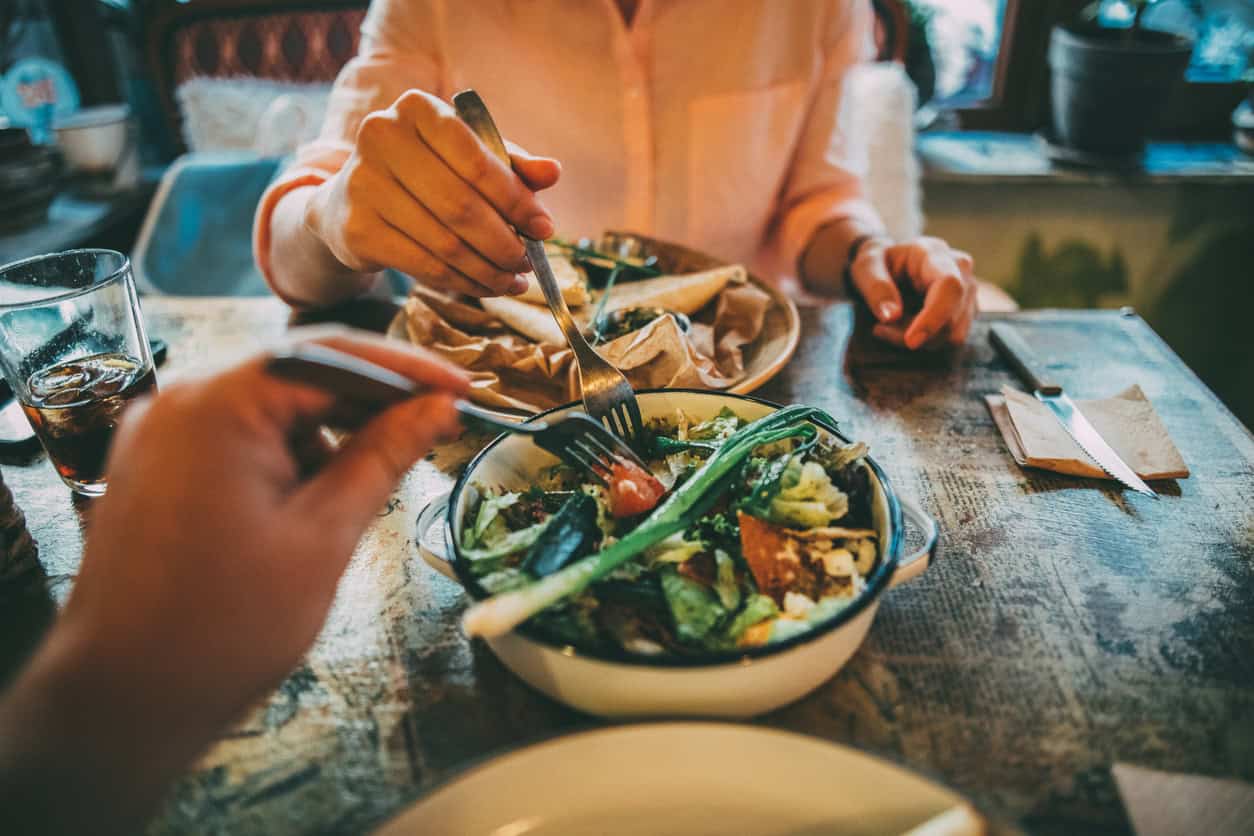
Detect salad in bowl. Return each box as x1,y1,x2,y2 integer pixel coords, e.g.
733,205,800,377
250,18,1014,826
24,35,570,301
420,390,937,717
459,405,882,655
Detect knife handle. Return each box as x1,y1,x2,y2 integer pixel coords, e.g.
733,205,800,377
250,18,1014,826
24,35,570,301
989,323,1062,395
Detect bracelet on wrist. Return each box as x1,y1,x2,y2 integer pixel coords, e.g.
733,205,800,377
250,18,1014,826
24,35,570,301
842,234,876,299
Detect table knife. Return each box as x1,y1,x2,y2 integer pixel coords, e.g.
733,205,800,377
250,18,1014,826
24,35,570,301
989,323,1157,498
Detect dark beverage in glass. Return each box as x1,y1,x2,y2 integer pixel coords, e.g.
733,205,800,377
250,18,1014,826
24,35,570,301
0,250,156,496
21,353,157,488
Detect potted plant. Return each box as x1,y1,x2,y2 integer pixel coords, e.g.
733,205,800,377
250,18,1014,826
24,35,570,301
1048,0,1194,155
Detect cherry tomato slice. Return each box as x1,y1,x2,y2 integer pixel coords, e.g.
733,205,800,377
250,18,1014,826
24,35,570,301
608,461,666,518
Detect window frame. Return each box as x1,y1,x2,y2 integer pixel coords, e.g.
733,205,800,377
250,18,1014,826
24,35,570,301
944,0,1248,139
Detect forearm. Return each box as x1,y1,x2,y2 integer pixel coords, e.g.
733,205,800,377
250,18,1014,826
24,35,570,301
798,215,888,297
267,185,383,308
0,624,219,835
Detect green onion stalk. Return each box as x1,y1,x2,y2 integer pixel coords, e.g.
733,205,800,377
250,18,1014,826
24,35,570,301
462,405,834,638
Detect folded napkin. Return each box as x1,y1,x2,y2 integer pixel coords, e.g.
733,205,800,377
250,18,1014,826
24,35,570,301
985,385,1188,481
1114,763,1254,836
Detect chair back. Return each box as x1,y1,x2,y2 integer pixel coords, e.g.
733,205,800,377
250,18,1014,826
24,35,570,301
145,0,367,153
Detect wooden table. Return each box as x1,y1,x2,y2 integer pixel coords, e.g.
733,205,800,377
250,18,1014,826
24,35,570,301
2,297,1252,835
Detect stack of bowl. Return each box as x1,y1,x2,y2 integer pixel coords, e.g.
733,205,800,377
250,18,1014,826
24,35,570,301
0,127,60,233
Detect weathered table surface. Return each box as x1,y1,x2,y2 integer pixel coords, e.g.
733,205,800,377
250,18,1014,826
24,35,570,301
2,297,1252,836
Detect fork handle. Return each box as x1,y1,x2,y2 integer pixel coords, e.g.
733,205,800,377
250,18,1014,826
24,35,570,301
452,90,604,370
267,343,421,407
265,344,543,434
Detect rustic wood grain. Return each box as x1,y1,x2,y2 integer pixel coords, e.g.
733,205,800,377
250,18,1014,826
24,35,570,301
1,297,1251,836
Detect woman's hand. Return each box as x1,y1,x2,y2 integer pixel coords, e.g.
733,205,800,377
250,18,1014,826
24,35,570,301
304,89,561,298
802,223,978,350
0,330,468,835
848,236,978,349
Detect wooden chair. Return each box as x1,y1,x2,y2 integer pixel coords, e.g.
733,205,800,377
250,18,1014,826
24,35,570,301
144,0,367,154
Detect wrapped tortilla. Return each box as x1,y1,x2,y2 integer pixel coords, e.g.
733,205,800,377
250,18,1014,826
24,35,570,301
480,295,569,346
600,264,746,316
513,249,590,307
599,313,740,390
687,282,773,380
402,295,574,411
399,263,771,414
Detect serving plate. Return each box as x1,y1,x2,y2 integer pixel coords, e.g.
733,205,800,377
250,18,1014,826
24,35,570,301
374,723,980,836
387,231,801,419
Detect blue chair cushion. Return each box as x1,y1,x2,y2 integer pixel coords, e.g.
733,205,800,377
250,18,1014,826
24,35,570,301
133,152,411,298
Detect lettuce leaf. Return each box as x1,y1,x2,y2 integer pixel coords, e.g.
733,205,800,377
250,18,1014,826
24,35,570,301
660,567,726,643
768,460,849,528
688,407,744,441
713,549,741,610
466,490,520,548
645,532,705,565
463,520,549,563
723,594,779,641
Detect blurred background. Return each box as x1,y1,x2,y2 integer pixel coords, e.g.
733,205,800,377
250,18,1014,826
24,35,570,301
1,0,1251,425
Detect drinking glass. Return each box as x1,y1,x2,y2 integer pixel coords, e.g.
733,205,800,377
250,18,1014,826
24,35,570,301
0,249,156,496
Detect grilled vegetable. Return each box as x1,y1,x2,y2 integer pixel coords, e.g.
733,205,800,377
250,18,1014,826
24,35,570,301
522,492,599,577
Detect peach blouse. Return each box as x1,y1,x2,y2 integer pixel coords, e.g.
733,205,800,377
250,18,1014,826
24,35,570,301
254,0,883,286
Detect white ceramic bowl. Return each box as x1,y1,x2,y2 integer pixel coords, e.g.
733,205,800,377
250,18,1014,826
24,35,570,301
418,390,938,718
54,104,130,173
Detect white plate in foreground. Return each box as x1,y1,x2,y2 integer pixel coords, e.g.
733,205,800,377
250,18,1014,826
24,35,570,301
375,723,978,836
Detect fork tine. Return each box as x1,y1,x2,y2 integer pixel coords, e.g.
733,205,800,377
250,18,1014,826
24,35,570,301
573,439,613,479
601,411,623,439
564,444,609,486
614,403,634,442
606,406,623,439
573,437,612,472
584,432,637,472
583,422,649,470
623,398,645,440
583,433,624,468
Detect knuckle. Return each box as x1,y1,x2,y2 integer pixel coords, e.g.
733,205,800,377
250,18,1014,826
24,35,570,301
430,264,462,288
937,274,964,296
342,215,374,254
394,89,425,116
356,111,391,145
456,275,490,297
342,163,370,201
444,194,478,227
484,271,515,292
463,151,493,187
430,233,464,262
504,190,532,221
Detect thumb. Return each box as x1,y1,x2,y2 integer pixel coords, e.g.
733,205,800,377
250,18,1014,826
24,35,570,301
292,392,462,543
850,244,903,323
507,141,562,191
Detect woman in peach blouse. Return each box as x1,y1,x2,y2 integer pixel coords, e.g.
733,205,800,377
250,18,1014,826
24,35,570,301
256,0,977,349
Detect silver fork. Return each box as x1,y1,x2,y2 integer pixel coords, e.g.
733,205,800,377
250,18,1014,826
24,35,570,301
451,89,645,443
263,343,650,486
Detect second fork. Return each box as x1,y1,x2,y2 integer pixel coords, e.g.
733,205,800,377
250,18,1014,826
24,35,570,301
451,89,644,444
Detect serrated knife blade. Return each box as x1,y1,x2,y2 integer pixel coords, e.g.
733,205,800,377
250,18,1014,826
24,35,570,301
990,323,1157,498
1035,390,1156,497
